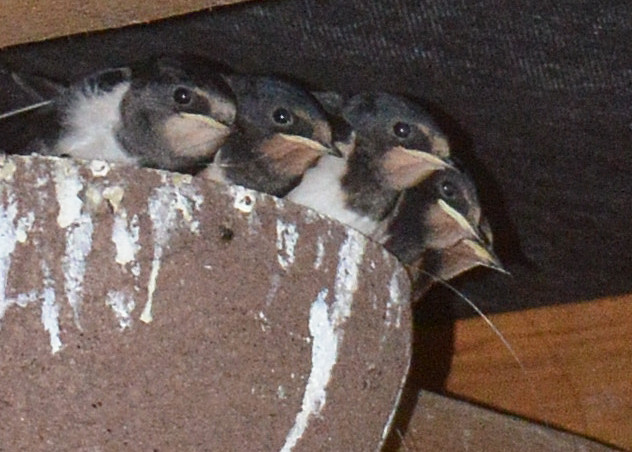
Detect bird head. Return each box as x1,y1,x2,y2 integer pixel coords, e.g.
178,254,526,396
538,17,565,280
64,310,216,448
224,75,335,178
117,55,236,172
341,92,451,190
385,166,506,281
209,75,336,196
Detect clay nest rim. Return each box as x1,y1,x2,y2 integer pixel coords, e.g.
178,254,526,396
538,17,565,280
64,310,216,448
0,154,412,452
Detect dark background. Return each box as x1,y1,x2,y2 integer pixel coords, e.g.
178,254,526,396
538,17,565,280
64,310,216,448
1,0,630,318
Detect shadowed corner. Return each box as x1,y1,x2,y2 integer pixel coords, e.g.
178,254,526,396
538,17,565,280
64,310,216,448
0,66,63,157
381,284,456,451
381,99,526,450
410,98,540,315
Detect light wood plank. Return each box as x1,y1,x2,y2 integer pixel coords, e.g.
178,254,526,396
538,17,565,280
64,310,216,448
444,294,632,449
0,0,250,48
396,391,615,452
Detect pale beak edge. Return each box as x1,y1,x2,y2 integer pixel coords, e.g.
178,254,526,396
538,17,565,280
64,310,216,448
180,112,230,131
462,238,510,275
278,133,332,155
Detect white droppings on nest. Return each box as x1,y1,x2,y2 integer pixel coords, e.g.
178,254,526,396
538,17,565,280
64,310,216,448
141,186,176,324
280,288,333,452
103,186,125,213
0,199,21,319
384,268,405,330
273,197,285,209
229,184,263,233
107,193,143,288
15,212,34,244
280,231,366,452
62,221,93,329
41,263,62,354
14,290,40,307
0,189,61,353
140,178,204,323
0,193,36,322
277,385,287,400
0,158,17,181
276,219,299,270
41,287,62,354
391,269,405,329
54,161,93,329
172,177,204,235
112,212,140,267
257,310,271,333
301,207,322,224
84,184,103,211
378,267,411,446
0,265,62,354
106,290,136,330
88,160,111,177
172,173,193,185
35,175,48,188
331,230,366,328
131,263,141,279
314,236,326,270
54,159,84,228
230,185,257,214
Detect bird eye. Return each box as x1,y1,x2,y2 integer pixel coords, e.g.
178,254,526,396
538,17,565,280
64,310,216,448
173,87,193,105
439,180,457,199
272,107,294,125
393,122,411,138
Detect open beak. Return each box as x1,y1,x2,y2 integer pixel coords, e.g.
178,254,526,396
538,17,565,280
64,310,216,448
462,238,510,276
437,200,510,276
437,199,486,243
383,146,451,190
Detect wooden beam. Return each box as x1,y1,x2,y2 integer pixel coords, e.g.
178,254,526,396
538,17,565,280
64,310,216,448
0,0,250,48
442,294,632,449
395,391,615,452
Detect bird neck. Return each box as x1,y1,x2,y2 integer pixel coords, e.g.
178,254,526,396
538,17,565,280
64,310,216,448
341,143,399,220
406,251,444,302
219,132,301,197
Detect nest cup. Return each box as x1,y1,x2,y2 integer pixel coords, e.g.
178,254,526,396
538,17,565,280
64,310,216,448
0,154,412,451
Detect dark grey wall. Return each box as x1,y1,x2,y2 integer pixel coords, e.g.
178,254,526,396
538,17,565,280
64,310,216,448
2,0,631,317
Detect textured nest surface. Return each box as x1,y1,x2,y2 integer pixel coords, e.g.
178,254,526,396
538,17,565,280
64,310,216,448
0,155,411,451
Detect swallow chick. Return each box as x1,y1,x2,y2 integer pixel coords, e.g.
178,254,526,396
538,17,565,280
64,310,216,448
382,165,506,286
383,166,521,368
199,75,334,197
18,55,236,173
287,91,451,236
